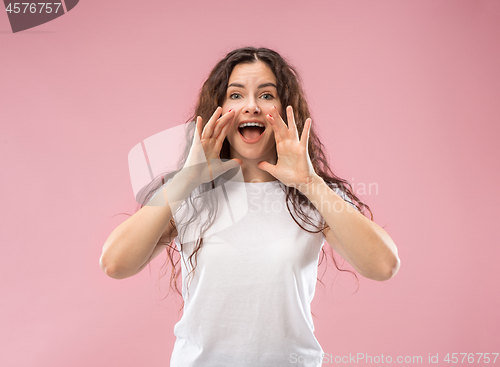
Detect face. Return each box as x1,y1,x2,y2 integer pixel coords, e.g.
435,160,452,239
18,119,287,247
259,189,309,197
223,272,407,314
221,61,283,163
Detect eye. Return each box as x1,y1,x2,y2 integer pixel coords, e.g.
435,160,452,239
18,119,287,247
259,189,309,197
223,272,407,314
260,93,274,100
229,93,242,99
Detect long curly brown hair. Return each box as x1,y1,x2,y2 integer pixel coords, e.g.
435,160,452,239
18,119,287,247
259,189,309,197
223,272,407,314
140,47,373,310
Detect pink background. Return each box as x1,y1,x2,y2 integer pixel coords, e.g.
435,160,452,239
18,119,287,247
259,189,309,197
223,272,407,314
1,1,499,366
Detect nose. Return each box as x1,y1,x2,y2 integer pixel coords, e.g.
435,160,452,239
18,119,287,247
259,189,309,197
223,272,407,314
244,97,261,115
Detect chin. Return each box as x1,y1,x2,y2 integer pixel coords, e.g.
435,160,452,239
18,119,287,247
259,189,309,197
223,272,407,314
231,143,277,162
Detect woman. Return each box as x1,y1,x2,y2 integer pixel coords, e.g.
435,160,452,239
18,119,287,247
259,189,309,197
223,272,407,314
100,47,400,366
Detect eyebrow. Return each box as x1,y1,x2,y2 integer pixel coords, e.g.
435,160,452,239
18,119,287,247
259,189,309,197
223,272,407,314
227,82,278,89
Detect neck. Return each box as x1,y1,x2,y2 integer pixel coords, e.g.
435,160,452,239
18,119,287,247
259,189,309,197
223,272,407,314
230,150,277,183
241,160,276,183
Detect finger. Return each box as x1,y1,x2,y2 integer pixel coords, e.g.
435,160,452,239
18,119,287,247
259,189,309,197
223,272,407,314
209,158,242,180
202,107,222,138
265,113,282,143
300,118,312,149
269,105,288,140
231,158,243,166
212,119,230,153
213,109,234,138
266,111,287,143
286,105,299,140
185,124,207,169
257,161,277,177
190,116,203,150
196,116,203,138
216,114,232,144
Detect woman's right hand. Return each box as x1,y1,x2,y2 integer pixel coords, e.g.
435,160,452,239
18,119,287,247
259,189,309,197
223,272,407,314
180,107,241,188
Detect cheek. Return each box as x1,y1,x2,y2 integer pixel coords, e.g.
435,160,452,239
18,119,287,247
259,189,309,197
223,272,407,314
222,97,240,109
221,98,233,111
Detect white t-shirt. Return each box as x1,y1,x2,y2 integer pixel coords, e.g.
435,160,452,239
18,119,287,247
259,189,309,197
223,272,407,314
170,178,354,367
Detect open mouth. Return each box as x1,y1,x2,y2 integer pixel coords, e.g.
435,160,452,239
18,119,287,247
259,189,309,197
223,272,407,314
238,122,265,141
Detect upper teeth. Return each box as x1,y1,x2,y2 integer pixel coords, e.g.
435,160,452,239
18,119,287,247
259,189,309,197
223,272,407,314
239,122,264,128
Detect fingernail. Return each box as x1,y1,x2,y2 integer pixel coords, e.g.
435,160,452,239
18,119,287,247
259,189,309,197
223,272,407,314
228,109,232,112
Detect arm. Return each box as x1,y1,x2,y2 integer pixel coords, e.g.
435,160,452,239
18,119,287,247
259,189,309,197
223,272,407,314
100,108,240,279
258,105,400,282
301,176,400,281
99,175,188,279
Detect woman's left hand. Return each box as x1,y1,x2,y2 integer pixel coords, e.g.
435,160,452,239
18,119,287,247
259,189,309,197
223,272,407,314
257,105,321,192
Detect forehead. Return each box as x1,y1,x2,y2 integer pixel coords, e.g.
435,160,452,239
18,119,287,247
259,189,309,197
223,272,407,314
228,61,276,84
